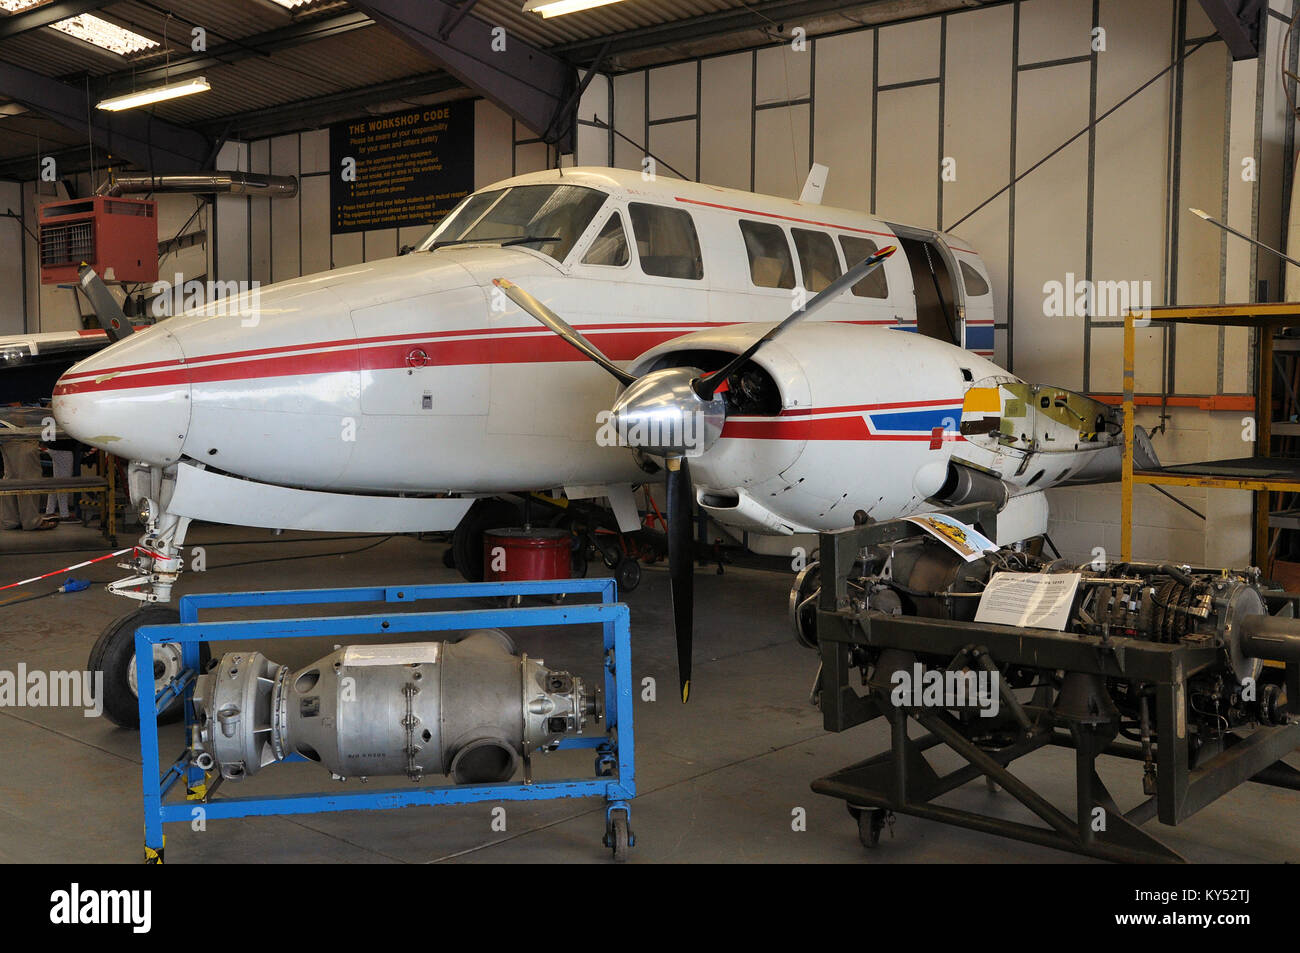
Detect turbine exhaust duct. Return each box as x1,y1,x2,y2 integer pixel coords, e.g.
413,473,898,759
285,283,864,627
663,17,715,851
98,171,298,198
932,460,1011,509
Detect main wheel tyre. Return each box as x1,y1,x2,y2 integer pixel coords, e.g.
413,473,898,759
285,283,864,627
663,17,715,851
615,557,641,593
451,499,523,582
88,605,211,728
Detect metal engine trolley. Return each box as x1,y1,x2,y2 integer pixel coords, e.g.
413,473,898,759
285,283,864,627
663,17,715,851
137,577,635,862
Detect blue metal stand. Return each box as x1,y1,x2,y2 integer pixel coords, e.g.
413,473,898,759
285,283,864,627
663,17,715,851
136,577,635,863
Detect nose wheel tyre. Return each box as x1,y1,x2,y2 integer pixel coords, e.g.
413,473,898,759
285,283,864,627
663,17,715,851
88,605,210,728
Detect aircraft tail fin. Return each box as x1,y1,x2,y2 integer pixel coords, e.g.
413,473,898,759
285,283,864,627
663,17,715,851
799,163,829,204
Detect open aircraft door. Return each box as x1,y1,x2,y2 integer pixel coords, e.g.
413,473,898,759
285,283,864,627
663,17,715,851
885,223,974,352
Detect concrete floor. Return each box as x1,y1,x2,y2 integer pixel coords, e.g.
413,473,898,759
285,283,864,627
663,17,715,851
0,521,1296,864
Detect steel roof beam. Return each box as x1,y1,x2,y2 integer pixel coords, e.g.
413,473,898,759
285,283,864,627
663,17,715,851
0,0,111,40
1196,0,1261,60
193,73,467,141
0,60,211,173
554,0,941,62
349,0,577,151
90,10,375,95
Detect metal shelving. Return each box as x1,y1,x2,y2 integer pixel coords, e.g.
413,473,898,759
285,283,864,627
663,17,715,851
1121,303,1300,568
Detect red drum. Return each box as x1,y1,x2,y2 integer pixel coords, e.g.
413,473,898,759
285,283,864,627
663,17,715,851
483,527,571,582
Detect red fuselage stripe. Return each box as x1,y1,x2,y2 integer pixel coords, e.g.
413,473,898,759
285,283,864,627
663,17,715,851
56,318,926,384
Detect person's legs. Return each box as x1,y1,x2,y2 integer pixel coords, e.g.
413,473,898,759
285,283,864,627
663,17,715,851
1,440,49,530
47,449,72,518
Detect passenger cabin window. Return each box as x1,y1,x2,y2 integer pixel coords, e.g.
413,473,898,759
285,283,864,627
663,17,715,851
960,261,990,297
417,184,607,263
739,220,795,289
582,212,630,266
792,228,843,292
838,235,890,299
629,203,704,280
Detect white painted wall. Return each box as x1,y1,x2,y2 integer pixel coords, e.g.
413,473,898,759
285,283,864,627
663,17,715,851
603,0,1297,567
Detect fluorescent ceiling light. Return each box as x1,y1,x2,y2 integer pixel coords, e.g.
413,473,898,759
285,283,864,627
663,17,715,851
97,76,210,112
0,1,51,13
522,0,627,18
51,14,159,56
0,103,26,117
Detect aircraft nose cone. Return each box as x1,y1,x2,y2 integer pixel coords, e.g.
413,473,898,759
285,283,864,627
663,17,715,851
52,328,192,465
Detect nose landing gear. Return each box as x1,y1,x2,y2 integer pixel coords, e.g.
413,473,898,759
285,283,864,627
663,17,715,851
91,491,206,728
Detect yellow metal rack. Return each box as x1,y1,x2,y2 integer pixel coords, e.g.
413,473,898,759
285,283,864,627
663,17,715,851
1121,303,1300,567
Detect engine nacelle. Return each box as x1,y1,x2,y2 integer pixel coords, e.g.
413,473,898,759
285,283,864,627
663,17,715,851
628,323,1144,544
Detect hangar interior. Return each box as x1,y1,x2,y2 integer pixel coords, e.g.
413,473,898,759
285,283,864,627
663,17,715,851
0,0,1297,865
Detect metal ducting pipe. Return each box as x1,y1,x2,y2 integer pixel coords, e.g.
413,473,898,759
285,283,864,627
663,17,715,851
1239,614,1300,664
98,171,299,198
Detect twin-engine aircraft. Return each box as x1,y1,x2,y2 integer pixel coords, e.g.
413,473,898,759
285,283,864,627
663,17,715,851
48,166,1150,723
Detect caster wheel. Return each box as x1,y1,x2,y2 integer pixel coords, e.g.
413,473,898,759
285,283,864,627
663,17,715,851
605,809,631,863
858,808,890,849
88,605,210,728
615,557,641,593
600,540,622,569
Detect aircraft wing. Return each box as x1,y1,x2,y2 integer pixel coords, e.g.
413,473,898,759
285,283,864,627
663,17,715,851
0,329,117,404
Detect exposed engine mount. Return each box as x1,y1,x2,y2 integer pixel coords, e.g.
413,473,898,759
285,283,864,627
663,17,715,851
797,535,1296,734
192,631,600,785
800,504,1300,862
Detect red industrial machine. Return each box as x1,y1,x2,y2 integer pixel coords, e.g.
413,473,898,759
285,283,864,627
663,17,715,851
39,196,158,285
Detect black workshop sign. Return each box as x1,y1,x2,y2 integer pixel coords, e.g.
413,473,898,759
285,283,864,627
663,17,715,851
329,100,475,235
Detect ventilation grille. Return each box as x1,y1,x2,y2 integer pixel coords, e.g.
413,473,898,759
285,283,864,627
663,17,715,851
40,221,94,267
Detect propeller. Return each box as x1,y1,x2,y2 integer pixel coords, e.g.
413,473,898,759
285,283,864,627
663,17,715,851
493,244,896,702
77,264,134,343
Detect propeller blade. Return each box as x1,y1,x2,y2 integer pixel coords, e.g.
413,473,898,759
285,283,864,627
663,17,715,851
493,278,636,386
696,245,896,398
77,264,133,343
665,457,694,703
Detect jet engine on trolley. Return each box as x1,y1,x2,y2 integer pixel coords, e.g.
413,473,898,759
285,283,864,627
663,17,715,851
192,630,600,785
